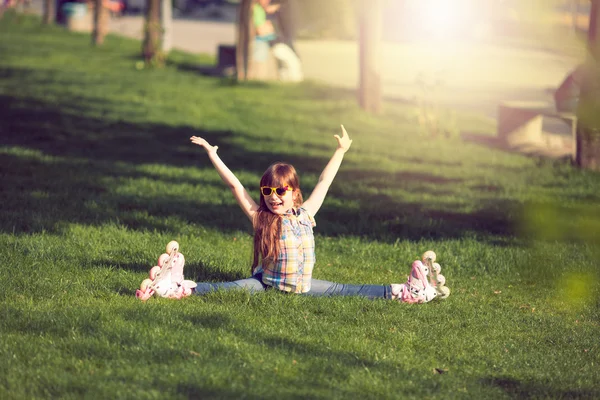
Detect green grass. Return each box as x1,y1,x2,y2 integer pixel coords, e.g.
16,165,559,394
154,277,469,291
1,12,599,400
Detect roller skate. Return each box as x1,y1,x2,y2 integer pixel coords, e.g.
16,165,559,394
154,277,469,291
135,241,197,301
391,250,450,303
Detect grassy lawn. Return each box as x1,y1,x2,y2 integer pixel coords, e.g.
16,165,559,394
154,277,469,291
1,12,599,400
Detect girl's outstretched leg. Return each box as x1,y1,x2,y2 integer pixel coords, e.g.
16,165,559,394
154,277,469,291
305,279,393,299
193,274,269,295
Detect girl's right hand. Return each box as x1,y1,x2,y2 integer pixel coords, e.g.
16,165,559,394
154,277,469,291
190,136,219,153
334,125,352,153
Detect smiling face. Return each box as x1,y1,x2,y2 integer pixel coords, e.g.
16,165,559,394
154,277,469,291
259,163,303,215
263,185,296,215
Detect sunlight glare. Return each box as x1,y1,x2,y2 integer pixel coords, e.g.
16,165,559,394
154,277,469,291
415,0,472,40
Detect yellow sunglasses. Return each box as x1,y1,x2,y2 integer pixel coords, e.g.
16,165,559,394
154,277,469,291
260,186,293,196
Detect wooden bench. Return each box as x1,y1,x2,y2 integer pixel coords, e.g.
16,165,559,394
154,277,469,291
497,101,577,160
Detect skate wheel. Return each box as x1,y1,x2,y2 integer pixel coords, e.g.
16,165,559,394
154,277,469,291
422,250,436,263
436,274,446,286
166,241,179,255
149,266,161,280
437,286,450,299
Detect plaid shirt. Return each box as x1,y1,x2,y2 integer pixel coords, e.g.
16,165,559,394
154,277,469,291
259,207,316,293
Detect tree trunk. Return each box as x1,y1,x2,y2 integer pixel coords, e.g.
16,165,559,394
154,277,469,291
92,0,109,46
571,0,578,32
161,0,172,53
236,0,253,81
42,0,54,25
358,0,382,114
143,0,162,64
575,0,600,170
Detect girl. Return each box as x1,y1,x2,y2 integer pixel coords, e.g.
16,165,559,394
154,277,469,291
189,126,434,302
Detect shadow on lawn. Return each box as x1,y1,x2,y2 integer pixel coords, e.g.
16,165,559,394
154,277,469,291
91,258,248,283
141,306,413,399
480,377,600,399
1,86,522,243
110,305,406,399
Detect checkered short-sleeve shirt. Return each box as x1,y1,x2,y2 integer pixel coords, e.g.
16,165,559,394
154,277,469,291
259,207,316,293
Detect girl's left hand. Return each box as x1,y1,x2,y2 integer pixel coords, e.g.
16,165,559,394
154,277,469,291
334,125,352,153
190,136,219,154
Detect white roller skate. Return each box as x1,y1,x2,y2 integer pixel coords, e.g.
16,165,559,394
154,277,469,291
391,250,450,303
135,241,197,301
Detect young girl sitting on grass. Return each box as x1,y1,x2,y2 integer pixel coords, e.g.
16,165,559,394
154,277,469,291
189,125,441,302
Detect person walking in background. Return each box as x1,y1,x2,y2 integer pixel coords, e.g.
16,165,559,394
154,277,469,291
250,0,277,79
251,0,303,82
270,0,303,82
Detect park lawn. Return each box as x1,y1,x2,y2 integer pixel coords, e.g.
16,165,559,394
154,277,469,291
1,12,599,400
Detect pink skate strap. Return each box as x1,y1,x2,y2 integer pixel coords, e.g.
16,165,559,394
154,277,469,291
400,261,430,303
410,260,428,286
400,285,417,303
136,287,154,301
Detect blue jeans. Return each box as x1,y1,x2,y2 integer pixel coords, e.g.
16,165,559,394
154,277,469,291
194,273,392,299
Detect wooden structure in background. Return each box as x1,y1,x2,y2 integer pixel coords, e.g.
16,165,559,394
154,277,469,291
497,101,577,158
575,0,600,170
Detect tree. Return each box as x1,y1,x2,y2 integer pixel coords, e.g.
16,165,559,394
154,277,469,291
92,0,109,46
571,0,581,33
42,0,54,25
236,0,254,80
575,0,600,170
358,0,382,113
143,0,162,64
161,0,173,53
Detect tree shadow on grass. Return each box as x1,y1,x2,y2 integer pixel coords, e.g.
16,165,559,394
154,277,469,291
480,377,600,399
1,86,524,244
79,302,405,399
90,259,247,283
119,302,416,399
319,168,519,240
175,385,267,400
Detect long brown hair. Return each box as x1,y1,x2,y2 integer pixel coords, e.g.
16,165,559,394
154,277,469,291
251,162,303,273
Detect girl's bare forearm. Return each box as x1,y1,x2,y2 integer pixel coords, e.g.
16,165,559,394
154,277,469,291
207,151,244,190
317,148,345,187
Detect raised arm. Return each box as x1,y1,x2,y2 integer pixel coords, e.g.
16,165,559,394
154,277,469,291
190,136,258,221
302,125,352,217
